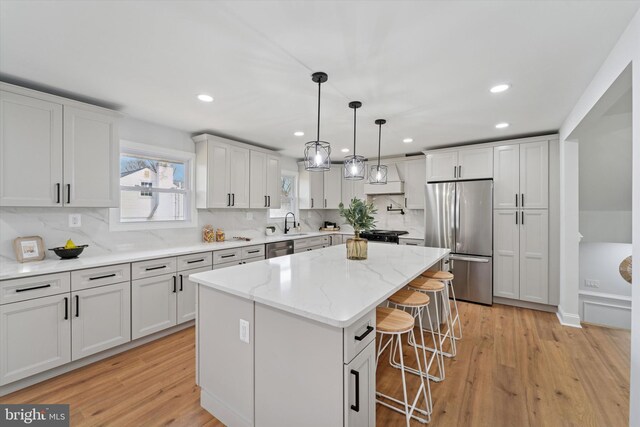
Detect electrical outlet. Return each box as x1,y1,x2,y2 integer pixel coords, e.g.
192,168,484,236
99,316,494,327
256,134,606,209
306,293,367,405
584,279,600,289
68,214,81,228
239,319,250,344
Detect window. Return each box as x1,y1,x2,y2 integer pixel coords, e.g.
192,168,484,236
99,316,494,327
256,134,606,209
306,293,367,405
110,140,196,230
270,172,297,218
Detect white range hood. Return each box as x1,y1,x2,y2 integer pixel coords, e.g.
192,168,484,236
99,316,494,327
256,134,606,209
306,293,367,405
363,163,404,195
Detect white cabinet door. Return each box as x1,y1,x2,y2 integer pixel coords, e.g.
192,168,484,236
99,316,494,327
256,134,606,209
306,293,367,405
402,159,426,209
493,210,520,299
249,151,267,208
519,141,548,209
63,106,118,207
178,266,210,324
71,282,130,360
323,167,342,209
299,167,324,209
458,147,493,180
344,340,375,427
266,155,281,209
0,91,63,207
426,151,457,182
207,140,231,208
0,293,71,385
520,210,548,304
493,145,520,209
131,273,177,339
229,146,250,208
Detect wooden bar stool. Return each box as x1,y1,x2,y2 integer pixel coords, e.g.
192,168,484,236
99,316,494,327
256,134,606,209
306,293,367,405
375,306,431,425
422,270,462,341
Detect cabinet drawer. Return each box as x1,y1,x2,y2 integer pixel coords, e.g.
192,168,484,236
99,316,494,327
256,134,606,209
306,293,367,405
213,248,242,265
212,260,242,270
343,309,376,364
131,257,177,280
0,272,71,305
177,252,213,271
399,238,425,246
242,256,265,264
71,263,130,291
241,245,265,259
321,235,331,245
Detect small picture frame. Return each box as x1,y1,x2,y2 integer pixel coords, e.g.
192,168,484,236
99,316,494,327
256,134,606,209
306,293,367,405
13,236,46,263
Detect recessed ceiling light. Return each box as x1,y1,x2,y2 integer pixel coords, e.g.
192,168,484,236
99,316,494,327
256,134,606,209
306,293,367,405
490,84,510,93
341,148,350,153
197,94,213,102
403,138,413,143
495,122,510,129
294,131,305,137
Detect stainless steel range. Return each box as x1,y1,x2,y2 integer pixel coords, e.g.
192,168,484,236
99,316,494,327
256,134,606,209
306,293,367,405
359,230,409,244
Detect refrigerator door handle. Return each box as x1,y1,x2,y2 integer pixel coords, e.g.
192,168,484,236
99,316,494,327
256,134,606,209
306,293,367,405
449,255,490,263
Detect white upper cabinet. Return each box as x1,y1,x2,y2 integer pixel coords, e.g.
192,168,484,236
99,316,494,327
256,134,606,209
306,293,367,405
401,158,426,209
494,140,548,209
323,167,342,209
250,152,280,209
1,87,119,208
266,155,281,209
426,151,457,182
63,106,119,207
299,165,324,209
228,146,250,208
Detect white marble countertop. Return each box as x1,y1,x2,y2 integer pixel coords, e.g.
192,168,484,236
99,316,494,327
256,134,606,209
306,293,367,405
190,243,449,328
0,231,342,280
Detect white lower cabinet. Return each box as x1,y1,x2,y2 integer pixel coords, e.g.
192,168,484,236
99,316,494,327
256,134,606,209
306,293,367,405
71,282,130,360
345,340,376,427
0,293,71,385
132,273,177,340
493,210,520,299
178,266,210,324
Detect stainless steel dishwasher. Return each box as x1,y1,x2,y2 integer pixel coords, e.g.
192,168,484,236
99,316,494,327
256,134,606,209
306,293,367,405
266,240,294,259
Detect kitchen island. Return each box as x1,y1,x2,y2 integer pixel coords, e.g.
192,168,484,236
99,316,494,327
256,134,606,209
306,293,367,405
190,243,449,427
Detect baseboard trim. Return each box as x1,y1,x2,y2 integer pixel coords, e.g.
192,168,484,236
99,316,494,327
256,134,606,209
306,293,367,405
556,306,582,328
0,321,194,397
493,297,558,313
201,389,252,427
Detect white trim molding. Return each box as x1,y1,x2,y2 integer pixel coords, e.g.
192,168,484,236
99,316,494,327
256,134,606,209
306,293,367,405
556,305,582,328
579,290,631,330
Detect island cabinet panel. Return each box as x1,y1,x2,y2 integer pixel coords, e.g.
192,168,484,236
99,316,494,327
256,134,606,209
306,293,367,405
345,341,376,427
198,287,254,427
254,303,344,427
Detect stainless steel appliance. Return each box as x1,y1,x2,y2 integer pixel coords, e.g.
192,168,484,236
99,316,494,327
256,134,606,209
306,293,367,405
359,230,409,244
424,180,493,305
266,240,294,258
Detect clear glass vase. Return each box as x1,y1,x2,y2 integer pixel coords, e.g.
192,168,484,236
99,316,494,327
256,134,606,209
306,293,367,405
346,233,368,260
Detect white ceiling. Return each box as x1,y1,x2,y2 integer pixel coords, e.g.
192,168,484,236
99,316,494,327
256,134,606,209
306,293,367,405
1,0,638,159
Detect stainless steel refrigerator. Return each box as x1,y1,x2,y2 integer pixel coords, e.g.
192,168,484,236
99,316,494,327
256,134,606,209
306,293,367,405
424,180,493,305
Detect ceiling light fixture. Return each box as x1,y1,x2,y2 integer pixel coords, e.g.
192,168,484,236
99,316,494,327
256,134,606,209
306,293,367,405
343,101,366,181
304,72,331,171
294,131,305,137
341,148,350,153
490,84,510,93
495,122,510,129
369,119,388,185
197,94,213,102
403,138,413,143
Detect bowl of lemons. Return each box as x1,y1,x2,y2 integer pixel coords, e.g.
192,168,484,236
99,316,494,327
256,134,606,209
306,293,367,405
49,239,88,259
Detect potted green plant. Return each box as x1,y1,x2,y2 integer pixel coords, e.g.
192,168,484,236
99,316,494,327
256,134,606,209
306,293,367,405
338,197,377,260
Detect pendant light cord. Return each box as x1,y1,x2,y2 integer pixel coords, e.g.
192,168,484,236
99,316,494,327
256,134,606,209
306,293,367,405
377,123,382,169
353,107,357,154
316,80,321,152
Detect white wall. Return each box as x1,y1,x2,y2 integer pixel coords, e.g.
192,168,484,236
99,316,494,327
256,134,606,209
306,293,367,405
558,8,639,425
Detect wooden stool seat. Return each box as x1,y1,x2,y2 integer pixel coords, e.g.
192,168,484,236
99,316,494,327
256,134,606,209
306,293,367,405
409,277,445,291
421,270,454,281
388,289,430,307
376,307,415,334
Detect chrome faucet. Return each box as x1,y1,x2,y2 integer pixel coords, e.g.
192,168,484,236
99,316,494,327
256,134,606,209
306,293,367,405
284,212,296,234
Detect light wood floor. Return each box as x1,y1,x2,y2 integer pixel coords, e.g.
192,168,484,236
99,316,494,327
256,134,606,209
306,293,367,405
1,303,630,427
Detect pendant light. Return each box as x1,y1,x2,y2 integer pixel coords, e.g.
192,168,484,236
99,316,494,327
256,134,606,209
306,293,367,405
369,119,388,184
343,101,365,180
304,72,331,171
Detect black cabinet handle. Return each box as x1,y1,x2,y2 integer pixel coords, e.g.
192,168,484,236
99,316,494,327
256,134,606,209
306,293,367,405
221,254,235,259
324,199,327,208
56,183,61,204
264,195,267,207
515,211,518,225
354,325,374,341
231,193,235,206
64,297,68,320
453,165,457,178
311,198,314,208
247,250,260,254
267,195,271,207
405,197,407,208
145,265,167,271
521,211,525,225
66,184,71,204
75,295,79,317
16,284,51,293
521,193,524,207
458,165,462,178
89,273,116,281
350,369,360,412
186,258,204,264
227,193,231,206
179,274,183,291
172,275,177,293
515,193,518,207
